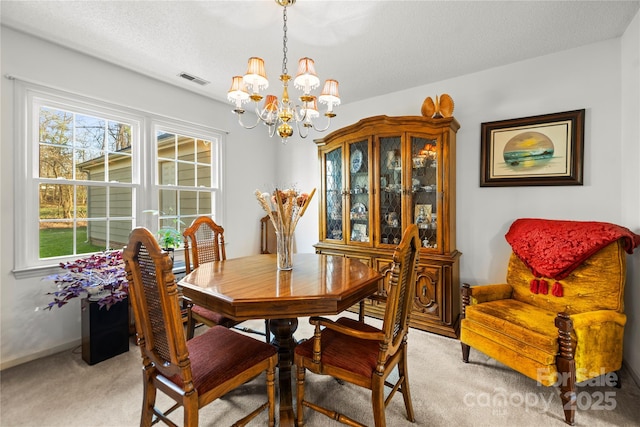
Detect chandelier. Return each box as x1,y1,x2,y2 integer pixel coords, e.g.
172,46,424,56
227,0,341,143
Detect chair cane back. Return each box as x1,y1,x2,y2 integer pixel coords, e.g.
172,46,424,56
182,216,268,342
122,227,277,427
294,224,421,427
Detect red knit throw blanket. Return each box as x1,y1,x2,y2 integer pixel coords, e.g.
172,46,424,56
505,218,640,282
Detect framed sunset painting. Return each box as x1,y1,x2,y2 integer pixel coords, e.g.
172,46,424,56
480,109,585,186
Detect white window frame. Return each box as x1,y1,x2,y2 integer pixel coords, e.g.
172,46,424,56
13,81,224,277
146,119,224,239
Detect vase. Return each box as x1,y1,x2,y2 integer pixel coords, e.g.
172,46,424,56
275,230,294,270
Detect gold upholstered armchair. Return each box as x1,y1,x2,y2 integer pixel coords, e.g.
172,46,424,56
460,218,640,425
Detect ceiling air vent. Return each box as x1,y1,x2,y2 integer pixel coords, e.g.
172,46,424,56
178,72,210,86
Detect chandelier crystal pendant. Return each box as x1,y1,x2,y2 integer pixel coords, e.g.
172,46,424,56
227,0,341,143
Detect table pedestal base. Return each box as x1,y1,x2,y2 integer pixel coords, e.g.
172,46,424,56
270,318,299,427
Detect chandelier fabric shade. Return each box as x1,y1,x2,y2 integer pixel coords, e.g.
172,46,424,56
227,0,341,143
319,79,341,114
227,76,249,108
244,57,269,94
294,57,320,95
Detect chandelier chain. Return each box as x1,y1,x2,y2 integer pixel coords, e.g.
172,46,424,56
282,6,288,75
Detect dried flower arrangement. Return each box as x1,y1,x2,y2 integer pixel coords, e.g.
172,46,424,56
255,187,316,269
40,250,128,310
255,187,316,236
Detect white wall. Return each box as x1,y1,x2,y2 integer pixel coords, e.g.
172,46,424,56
2,9,639,380
620,10,640,382
0,27,276,368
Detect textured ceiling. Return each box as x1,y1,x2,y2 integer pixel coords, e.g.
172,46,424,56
2,1,639,106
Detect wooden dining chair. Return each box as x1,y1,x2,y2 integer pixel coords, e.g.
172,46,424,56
183,216,270,342
294,224,420,427
260,213,277,254
122,227,278,427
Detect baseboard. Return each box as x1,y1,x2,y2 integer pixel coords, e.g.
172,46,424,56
0,339,80,371
622,360,640,388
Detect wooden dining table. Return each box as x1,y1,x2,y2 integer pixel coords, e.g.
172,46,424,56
178,252,383,427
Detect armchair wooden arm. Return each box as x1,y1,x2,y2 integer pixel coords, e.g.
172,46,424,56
309,316,385,341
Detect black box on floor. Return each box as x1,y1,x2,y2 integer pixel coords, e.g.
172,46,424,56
81,297,129,365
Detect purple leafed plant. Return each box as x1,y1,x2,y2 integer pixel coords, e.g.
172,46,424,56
42,250,128,310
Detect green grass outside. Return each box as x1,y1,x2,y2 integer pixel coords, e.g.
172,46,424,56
40,226,103,258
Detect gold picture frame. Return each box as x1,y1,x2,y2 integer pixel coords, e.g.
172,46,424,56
480,109,585,187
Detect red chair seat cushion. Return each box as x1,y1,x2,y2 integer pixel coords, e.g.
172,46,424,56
295,317,382,378
171,326,276,394
191,304,234,326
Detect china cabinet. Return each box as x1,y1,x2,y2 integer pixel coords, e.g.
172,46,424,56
314,115,461,338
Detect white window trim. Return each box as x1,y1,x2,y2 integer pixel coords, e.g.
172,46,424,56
12,80,224,278
149,118,224,228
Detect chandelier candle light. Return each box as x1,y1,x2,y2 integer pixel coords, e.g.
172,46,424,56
255,187,316,270
228,0,341,143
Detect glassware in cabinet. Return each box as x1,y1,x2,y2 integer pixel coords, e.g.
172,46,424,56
347,140,371,244
410,136,439,249
324,146,343,241
378,136,403,245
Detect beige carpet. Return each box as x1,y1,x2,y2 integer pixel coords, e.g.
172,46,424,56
2,313,639,427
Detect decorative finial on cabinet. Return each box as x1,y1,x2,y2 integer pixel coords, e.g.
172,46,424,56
421,94,454,118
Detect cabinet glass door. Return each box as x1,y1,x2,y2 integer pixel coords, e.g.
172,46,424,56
324,146,343,241
410,136,438,249
347,140,370,244
378,136,402,246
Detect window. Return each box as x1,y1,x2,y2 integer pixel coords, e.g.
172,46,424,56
37,106,135,258
14,82,224,274
151,124,220,241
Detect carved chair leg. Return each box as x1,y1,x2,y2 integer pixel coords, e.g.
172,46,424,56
296,364,306,427
460,283,471,363
371,376,386,427
398,346,415,422
555,312,576,426
141,367,156,427
461,343,470,363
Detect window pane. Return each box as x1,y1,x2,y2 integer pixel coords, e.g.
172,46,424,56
197,164,212,187
107,153,132,183
75,114,105,152
77,149,104,181
39,221,74,258
198,192,212,214
40,184,75,219
197,139,212,164
39,144,73,179
177,162,195,186
85,185,105,218
159,159,176,185
81,220,107,254
178,136,196,162
39,107,72,146
109,220,132,249
109,187,132,217
108,121,131,152
159,189,177,216
158,131,176,159
180,190,198,216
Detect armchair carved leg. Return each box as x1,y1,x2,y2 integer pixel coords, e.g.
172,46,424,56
461,283,471,363
555,312,576,426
